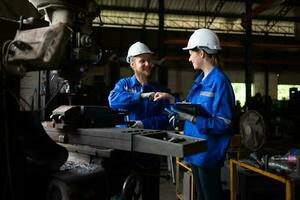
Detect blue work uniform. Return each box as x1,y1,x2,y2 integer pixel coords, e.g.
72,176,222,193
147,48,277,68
108,75,170,129
184,67,235,168
108,75,171,200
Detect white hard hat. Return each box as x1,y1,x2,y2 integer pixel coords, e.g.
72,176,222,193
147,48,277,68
182,28,221,54
126,42,153,63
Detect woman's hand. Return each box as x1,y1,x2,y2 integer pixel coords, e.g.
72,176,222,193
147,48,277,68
153,92,175,104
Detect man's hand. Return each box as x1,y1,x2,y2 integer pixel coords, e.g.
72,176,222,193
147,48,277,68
140,92,155,100
131,120,144,128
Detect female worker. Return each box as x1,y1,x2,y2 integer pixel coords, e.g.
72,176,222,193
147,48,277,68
108,41,173,200
154,28,235,200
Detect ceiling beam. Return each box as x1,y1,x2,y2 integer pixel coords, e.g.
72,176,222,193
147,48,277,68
165,38,300,50
207,0,226,28
143,0,151,29
265,3,293,32
98,5,300,22
241,0,284,28
165,56,300,66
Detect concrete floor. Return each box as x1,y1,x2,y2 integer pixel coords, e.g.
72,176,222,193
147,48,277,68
159,175,176,200
158,160,231,200
159,177,230,200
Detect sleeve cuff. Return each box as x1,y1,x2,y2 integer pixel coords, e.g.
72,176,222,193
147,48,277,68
196,116,207,132
133,92,142,102
141,119,150,129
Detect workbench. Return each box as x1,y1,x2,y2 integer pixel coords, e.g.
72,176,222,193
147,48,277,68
230,159,299,200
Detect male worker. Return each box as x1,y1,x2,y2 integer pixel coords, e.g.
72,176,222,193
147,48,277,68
108,41,174,199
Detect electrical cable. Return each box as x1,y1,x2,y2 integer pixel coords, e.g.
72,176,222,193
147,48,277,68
43,80,67,109
1,41,15,200
30,88,38,110
1,40,12,68
7,89,30,111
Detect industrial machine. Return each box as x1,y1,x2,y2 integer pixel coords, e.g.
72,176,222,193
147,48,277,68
0,1,207,199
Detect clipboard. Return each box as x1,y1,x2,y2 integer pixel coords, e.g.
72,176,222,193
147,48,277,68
174,102,211,117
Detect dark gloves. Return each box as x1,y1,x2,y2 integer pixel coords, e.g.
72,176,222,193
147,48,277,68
165,107,196,127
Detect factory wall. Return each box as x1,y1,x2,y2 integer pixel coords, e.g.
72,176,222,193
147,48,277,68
95,27,300,102
167,68,300,101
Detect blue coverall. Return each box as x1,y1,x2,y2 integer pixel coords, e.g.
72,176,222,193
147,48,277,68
184,67,235,200
108,75,171,200
108,75,170,129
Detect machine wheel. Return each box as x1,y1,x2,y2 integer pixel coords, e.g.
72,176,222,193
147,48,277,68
47,179,71,200
121,174,142,200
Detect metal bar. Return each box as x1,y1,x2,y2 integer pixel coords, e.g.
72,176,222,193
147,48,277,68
265,66,269,97
142,0,151,41
191,170,194,200
230,159,237,200
143,0,151,28
176,158,194,200
176,160,192,172
241,0,284,28
231,159,289,183
158,0,167,87
245,0,253,102
176,158,181,200
169,156,176,184
207,0,226,28
286,180,292,200
265,4,293,32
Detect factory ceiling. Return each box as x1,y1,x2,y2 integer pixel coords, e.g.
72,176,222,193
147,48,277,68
1,0,300,37
94,0,300,37
93,0,300,71
0,0,299,70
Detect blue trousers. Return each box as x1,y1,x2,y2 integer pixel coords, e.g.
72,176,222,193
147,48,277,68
191,164,222,200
